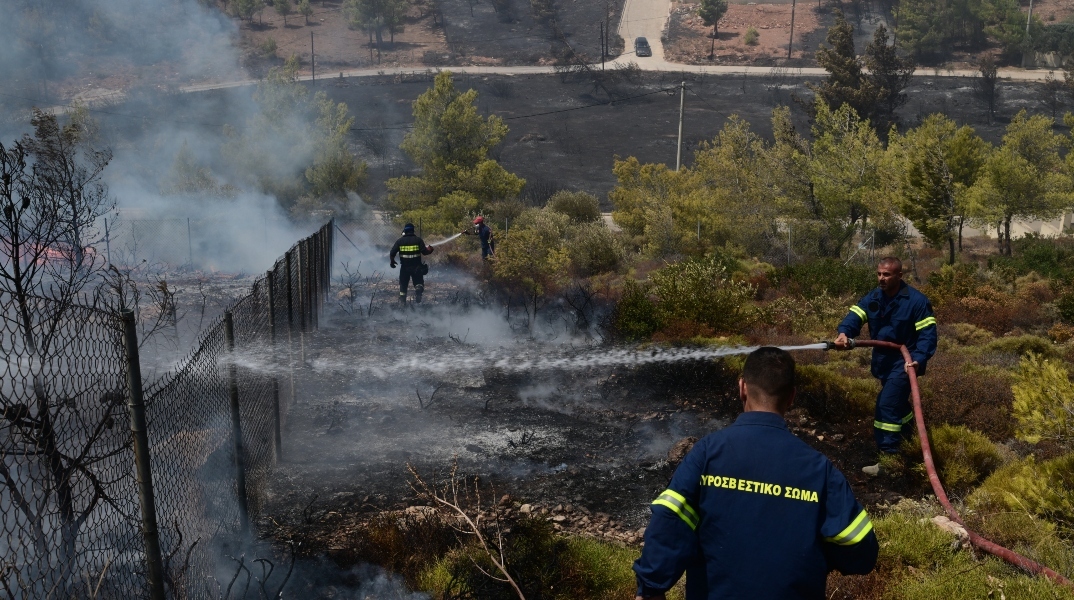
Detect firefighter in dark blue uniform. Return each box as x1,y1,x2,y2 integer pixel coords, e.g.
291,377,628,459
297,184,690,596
634,347,878,600
462,215,495,259
835,257,937,474
389,223,433,304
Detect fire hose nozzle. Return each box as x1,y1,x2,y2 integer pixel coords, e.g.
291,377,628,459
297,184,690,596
821,339,855,350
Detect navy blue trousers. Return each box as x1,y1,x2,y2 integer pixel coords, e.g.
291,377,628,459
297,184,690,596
874,373,914,454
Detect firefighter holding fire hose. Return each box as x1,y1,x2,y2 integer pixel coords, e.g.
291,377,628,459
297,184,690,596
462,215,495,260
834,256,937,476
389,223,433,305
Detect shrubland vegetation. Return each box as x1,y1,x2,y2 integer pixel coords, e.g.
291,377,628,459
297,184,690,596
368,55,1074,593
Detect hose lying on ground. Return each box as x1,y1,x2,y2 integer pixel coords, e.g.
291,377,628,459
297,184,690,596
837,339,1073,588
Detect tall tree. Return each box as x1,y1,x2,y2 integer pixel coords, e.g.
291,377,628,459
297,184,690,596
387,71,524,231
345,0,407,55
299,0,313,24
698,0,729,58
864,25,915,131
966,110,1072,255
274,0,292,25
810,11,881,124
807,100,891,257
889,114,987,264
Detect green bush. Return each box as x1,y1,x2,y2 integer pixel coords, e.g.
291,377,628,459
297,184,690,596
1057,292,1074,324
744,26,759,45
794,364,878,420
923,262,982,307
775,258,875,298
418,518,649,599
988,233,1074,281
874,510,1074,599
942,322,995,346
649,257,755,334
981,334,1059,361
968,453,1074,529
612,279,661,340
547,190,601,224
905,425,1003,493
1012,353,1074,443
567,222,625,276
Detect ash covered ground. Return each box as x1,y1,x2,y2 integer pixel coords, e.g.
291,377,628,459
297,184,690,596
251,252,908,569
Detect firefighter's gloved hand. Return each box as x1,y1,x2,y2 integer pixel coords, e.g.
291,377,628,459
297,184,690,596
390,261,397,269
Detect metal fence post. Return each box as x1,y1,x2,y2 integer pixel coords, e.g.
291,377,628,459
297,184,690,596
224,311,251,535
120,309,167,600
266,270,283,463
298,241,307,333
187,217,193,268
285,250,296,407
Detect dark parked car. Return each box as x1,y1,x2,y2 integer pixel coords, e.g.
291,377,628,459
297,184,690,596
634,37,652,57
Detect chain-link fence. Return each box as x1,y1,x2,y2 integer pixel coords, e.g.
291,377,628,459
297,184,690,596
0,221,333,599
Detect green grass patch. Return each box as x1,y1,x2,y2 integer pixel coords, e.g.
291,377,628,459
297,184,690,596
904,425,1004,494
795,363,878,421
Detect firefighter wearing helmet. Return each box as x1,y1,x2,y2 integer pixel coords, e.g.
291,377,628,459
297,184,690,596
389,223,433,304
462,216,495,259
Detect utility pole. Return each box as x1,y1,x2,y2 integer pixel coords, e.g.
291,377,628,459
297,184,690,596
676,81,685,171
311,31,315,84
600,21,605,70
1022,0,1034,69
788,0,796,59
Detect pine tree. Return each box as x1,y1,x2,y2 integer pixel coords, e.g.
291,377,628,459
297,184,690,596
864,25,915,131
698,0,728,58
809,11,880,123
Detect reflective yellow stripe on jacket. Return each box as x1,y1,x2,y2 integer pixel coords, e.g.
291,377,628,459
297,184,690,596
825,509,873,546
848,305,866,321
915,316,937,331
652,489,699,531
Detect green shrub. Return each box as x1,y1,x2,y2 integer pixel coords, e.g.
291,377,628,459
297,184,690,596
988,233,1074,281
794,364,878,420
547,190,601,223
1012,353,1074,443
969,511,1074,579
923,262,983,306
754,293,846,339
905,425,1003,493
968,454,1074,528
567,222,625,276
874,510,1074,599
649,257,755,334
612,279,661,340
942,322,995,346
1057,291,1074,324
417,518,651,599
981,334,1059,360
744,26,759,45
776,258,875,298
261,37,278,58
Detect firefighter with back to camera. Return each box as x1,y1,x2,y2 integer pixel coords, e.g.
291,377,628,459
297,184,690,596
389,223,433,305
834,256,937,476
633,347,878,600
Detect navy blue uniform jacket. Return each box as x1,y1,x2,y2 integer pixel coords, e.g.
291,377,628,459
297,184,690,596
837,282,937,378
633,412,878,599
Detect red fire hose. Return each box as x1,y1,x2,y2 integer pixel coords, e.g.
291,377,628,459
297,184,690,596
838,339,1073,588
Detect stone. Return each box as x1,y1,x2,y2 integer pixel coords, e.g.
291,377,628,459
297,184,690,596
831,434,845,442
519,504,533,515
667,437,699,466
552,515,567,523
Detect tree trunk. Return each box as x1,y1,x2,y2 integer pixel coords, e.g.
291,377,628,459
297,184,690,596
375,27,383,60
710,25,716,57
947,234,955,265
1003,216,1012,256
957,216,964,251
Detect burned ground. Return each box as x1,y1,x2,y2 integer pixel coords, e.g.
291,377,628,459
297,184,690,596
253,266,916,581
90,70,1063,214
